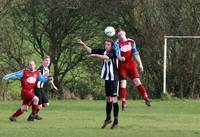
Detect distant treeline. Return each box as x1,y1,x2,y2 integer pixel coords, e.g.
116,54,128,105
0,0,200,100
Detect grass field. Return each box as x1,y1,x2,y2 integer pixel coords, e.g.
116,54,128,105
1,100,200,137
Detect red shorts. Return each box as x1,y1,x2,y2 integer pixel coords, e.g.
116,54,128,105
118,61,139,80
21,89,35,106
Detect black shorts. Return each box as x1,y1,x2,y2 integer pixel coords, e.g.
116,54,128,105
105,80,119,97
35,88,48,105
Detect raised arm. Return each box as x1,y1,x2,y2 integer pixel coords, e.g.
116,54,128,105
77,39,92,54
3,70,24,80
88,54,109,60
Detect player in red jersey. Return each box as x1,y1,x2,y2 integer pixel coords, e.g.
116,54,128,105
114,28,151,110
3,60,50,121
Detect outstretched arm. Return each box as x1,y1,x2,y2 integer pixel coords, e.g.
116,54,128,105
76,39,92,54
88,54,109,60
3,70,24,80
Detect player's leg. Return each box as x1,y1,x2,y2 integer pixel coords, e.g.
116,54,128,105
128,62,151,106
35,104,43,119
41,89,49,108
27,96,39,121
120,79,127,111
102,81,112,129
102,96,112,128
111,96,119,129
129,64,151,106
110,80,119,129
28,88,42,120
10,92,31,121
9,105,29,121
133,78,151,106
118,66,128,110
35,89,49,120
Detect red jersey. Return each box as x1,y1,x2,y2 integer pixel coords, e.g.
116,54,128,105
118,39,137,64
20,69,40,92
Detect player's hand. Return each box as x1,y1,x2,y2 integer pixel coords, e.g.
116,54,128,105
44,72,49,77
76,39,85,45
119,56,125,61
2,76,8,80
139,64,144,72
50,80,58,91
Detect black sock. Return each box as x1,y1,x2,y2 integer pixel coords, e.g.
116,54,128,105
106,102,112,121
113,102,119,124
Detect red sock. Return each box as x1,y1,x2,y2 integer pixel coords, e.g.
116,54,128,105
137,84,149,101
120,87,127,105
12,108,23,118
32,104,38,115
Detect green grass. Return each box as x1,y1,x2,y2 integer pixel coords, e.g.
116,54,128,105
1,100,200,137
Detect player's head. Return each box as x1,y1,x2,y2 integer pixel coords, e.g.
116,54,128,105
42,55,51,67
116,27,126,41
104,38,114,51
28,60,36,71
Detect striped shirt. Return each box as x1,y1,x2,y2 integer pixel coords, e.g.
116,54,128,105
37,65,49,88
91,49,119,81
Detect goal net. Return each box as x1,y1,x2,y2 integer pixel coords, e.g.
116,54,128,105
163,36,200,98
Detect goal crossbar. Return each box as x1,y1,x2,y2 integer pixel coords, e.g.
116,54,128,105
163,35,200,94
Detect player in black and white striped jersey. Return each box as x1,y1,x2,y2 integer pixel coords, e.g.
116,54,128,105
77,38,119,129
37,65,50,89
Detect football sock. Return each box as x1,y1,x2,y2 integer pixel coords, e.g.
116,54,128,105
32,104,38,115
137,84,149,101
12,108,23,118
113,103,119,124
120,87,127,106
106,101,112,121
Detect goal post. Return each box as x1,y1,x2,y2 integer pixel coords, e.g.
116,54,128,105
163,36,200,94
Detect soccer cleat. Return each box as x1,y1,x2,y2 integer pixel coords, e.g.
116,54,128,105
111,123,118,129
145,99,151,107
101,120,112,129
9,116,16,122
35,115,43,120
122,104,127,111
27,114,35,122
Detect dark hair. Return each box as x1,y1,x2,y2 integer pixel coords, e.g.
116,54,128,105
105,38,114,46
116,27,125,33
43,55,50,60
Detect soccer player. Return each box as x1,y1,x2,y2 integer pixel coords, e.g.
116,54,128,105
114,28,151,110
77,38,119,129
27,55,57,121
3,60,51,121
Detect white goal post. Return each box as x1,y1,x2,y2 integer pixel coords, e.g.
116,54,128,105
163,36,200,94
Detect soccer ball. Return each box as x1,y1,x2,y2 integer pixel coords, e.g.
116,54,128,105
104,26,115,37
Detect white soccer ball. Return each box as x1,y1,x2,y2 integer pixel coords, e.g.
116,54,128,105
104,26,115,37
